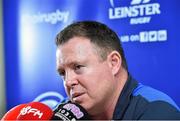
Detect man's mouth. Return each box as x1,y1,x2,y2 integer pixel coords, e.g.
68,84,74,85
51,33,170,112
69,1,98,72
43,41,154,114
71,92,85,102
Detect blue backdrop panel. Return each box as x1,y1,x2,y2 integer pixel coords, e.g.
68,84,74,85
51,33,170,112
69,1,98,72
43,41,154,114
3,0,180,110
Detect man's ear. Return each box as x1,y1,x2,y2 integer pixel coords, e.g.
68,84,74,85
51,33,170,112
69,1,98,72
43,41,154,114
107,51,122,76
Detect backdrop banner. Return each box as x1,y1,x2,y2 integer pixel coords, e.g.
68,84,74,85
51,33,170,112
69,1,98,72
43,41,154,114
3,0,180,110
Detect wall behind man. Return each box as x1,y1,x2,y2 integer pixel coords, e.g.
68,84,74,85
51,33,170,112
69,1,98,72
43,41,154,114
3,0,180,112
0,0,6,118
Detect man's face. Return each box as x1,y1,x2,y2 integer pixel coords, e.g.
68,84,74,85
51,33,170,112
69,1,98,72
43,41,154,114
56,37,115,115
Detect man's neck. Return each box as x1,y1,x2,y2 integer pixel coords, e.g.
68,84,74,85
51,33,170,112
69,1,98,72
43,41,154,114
92,68,128,120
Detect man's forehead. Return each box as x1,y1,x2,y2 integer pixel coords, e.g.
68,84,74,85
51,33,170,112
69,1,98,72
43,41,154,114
56,47,87,67
57,46,88,59
56,39,94,58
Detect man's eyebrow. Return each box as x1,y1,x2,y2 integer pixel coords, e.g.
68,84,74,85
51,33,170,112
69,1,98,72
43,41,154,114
57,60,81,71
57,67,63,72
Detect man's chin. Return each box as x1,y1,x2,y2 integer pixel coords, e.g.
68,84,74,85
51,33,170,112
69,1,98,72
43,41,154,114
79,102,94,113
70,95,93,113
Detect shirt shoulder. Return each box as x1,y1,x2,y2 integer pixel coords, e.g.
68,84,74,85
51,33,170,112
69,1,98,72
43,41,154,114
133,83,179,110
129,83,180,119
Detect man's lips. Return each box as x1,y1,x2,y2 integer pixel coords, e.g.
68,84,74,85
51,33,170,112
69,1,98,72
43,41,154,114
71,92,85,101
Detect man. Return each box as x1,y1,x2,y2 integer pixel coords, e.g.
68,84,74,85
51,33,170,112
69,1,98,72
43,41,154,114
55,21,180,120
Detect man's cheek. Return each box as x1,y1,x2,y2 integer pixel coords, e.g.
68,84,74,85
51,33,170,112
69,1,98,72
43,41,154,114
65,87,70,96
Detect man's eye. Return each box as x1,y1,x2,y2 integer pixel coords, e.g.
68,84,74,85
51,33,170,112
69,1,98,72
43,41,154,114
74,65,83,70
59,70,65,76
59,71,65,81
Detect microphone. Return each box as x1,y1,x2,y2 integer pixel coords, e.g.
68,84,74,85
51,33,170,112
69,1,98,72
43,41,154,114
51,101,91,120
17,102,53,120
1,104,27,120
1,101,90,120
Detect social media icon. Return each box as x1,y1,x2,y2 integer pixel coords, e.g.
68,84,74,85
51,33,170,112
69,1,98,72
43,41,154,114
140,31,148,42
158,30,167,41
149,31,157,42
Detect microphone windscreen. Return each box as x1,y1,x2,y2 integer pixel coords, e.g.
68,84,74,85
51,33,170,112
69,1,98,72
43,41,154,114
1,104,27,120
52,102,91,120
17,102,53,120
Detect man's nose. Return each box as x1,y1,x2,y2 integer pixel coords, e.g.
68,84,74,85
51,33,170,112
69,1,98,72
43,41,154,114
64,71,78,88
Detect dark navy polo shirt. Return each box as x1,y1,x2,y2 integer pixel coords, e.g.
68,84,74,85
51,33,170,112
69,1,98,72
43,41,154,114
113,74,180,120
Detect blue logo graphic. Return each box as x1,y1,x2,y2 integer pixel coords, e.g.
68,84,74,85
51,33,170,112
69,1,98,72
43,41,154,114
109,0,115,7
131,0,151,5
108,0,161,25
110,0,151,7
33,91,66,110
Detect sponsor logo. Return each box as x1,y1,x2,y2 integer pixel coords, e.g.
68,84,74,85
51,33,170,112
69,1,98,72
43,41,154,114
63,103,84,119
22,9,70,24
109,0,161,25
19,106,43,118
